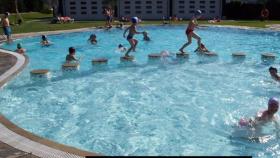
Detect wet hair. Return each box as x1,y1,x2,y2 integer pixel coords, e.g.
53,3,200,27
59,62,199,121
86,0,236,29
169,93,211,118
17,43,22,49
118,44,123,48
269,66,277,73
69,47,75,54
42,35,47,41
90,34,96,39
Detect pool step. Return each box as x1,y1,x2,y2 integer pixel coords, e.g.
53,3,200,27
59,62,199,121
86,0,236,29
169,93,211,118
261,53,276,59
148,53,161,58
120,56,134,61
92,58,108,65
232,52,246,58
62,63,80,70
176,52,189,58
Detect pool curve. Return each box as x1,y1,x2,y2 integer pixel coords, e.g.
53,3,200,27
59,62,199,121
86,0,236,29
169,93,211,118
0,48,99,157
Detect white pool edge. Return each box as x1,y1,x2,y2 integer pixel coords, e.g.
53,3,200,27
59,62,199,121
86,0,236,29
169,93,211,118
0,48,99,157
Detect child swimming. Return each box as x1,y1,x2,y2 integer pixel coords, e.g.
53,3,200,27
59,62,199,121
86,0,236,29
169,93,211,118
41,35,51,46
118,44,127,52
269,67,280,81
179,10,202,54
88,34,97,44
143,31,151,41
15,43,26,54
239,97,279,128
65,47,79,63
123,17,145,57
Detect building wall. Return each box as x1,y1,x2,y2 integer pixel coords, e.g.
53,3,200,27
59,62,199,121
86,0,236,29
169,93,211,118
62,0,222,20
118,0,169,20
63,0,107,20
172,0,222,19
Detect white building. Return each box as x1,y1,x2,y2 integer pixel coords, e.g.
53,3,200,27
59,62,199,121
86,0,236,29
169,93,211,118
61,0,223,20
172,0,223,19
61,0,108,20
118,0,170,20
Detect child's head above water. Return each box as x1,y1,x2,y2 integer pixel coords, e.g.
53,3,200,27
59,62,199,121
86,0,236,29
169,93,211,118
91,34,96,38
131,17,139,24
269,66,277,73
118,44,123,48
143,31,148,36
17,43,22,49
42,35,47,41
69,47,76,55
268,97,279,114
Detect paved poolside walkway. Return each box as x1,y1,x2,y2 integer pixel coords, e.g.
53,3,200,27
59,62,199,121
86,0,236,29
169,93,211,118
0,52,17,76
0,51,38,158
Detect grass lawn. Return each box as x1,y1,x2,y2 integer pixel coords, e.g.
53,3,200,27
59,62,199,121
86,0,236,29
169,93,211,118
1,12,280,34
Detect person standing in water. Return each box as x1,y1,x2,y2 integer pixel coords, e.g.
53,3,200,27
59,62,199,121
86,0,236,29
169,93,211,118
179,10,202,54
123,17,144,57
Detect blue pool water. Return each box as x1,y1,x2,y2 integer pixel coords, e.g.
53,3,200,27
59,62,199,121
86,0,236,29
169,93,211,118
1,25,280,156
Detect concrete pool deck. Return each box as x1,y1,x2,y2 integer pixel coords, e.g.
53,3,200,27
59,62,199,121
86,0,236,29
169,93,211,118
0,48,99,157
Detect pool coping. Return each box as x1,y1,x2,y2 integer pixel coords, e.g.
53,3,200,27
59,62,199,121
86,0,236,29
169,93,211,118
3,24,279,40
0,48,100,157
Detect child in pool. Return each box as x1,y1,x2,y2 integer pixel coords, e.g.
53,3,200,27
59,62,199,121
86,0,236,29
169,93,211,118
15,43,26,54
179,10,202,54
143,31,151,41
65,47,79,63
41,35,51,46
88,34,97,44
123,17,145,57
269,67,280,81
239,97,279,127
118,44,127,52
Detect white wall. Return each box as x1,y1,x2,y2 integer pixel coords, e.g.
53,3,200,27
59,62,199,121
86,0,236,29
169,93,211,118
62,0,223,20
63,0,106,20
118,0,169,20
172,0,222,19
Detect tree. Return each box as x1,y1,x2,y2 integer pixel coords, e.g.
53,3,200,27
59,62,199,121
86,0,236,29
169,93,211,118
15,0,24,24
46,0,58,17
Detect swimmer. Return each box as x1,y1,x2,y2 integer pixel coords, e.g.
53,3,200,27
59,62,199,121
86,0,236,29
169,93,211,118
194,43,209,53
269,67,280,81
88,34,97,44
143,31,151,41
123,17,145,57
65,47,79,63
179,10,202,54
239,97,279,128
15,43,26,54
118,44,127,52
41,35,51,46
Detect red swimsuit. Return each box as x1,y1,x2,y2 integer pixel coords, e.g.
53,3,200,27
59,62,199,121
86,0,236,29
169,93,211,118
186,28,194,35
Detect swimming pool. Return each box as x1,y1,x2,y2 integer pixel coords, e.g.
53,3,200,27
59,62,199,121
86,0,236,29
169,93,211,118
1,25,280,157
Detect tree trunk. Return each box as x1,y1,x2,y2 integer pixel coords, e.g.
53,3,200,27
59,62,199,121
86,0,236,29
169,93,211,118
15,0,23,24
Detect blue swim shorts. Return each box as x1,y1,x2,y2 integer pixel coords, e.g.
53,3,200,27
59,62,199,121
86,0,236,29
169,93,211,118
3,27,12,36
